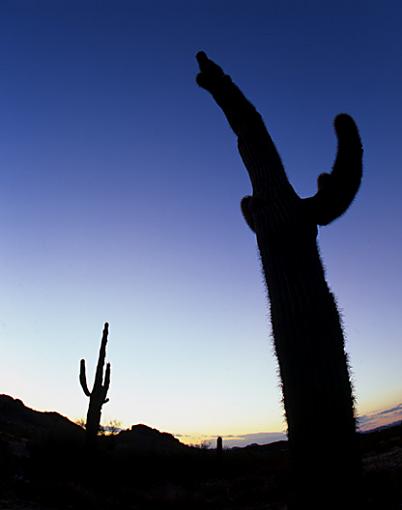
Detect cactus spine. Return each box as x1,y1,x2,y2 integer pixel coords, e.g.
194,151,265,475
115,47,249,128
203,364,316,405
79,322,111,446
196,52,362,509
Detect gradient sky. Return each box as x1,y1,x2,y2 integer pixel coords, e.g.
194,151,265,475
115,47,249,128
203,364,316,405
1,1,401,445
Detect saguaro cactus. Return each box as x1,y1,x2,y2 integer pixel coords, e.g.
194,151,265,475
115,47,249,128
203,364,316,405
196,52,363,509
216,436,223,458
79,322,111,446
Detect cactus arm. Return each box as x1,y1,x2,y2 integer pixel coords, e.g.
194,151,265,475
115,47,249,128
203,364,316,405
79,359,91,397
102,362,111,403
240,195,257,232
196,51,263,137
196,51,298,204
304,114,363,225
104,362,111,390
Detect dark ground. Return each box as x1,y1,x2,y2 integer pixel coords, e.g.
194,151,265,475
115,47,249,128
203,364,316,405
0,395,401,509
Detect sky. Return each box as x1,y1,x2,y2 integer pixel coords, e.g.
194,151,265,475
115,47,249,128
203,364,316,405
0,0,401,446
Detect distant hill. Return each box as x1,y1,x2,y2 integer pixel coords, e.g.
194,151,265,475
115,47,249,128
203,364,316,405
361,420,402,434
0,395,189,457
116,423,189,454
0,394,83,458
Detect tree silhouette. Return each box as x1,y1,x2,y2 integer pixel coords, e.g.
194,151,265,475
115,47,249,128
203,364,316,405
196,51,363,509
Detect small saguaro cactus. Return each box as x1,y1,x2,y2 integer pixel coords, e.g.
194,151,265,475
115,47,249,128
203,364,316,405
79,322,111,446
216,436,223,458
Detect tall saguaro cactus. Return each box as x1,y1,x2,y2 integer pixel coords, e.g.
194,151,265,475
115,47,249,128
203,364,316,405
79,322,111,446
196,52,363,509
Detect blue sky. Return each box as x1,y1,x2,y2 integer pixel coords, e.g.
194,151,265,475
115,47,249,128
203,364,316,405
0,1,401,444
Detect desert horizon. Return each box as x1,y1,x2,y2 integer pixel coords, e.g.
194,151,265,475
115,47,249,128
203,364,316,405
3,392,401,449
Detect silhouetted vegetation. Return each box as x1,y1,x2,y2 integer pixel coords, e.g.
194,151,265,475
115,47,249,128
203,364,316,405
196,52,363,509
79,322,111,448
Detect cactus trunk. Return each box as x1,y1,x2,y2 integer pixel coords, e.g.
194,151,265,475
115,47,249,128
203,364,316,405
254,199,359,507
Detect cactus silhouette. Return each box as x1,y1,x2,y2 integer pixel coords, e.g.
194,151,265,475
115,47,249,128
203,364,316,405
216,436,223,457
79,322,111,446
196,52,362,509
